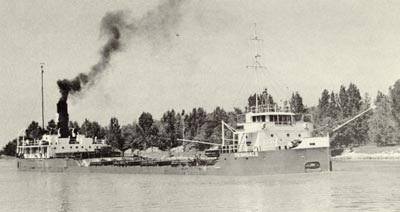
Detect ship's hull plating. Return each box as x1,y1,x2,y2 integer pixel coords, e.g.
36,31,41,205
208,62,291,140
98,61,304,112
17,147,331,176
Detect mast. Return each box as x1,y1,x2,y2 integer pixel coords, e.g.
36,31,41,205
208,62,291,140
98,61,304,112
246,23,266,112
40,63,45,129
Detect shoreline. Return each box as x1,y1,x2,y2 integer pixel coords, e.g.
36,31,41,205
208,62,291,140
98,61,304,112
333,145,400,160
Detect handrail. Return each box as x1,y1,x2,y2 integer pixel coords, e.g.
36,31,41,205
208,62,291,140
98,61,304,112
246,104,291,113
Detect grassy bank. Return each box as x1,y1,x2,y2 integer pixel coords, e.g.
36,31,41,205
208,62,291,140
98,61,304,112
333,144,400,160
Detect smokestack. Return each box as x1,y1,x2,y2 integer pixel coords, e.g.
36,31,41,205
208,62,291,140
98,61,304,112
57,99,69,138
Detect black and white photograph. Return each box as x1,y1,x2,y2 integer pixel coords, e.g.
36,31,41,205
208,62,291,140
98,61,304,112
1,0,400,211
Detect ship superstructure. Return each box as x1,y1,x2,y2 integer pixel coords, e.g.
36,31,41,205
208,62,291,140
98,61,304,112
16,99,110,159
220,104,329,154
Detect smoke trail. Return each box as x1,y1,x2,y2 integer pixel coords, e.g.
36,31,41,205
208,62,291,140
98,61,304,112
57,0,183,102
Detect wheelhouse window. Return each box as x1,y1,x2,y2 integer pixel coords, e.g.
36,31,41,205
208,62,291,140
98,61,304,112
252,115,266,122
273,115,292,125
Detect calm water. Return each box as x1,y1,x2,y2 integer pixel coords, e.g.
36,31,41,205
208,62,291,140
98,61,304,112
1,160,400,212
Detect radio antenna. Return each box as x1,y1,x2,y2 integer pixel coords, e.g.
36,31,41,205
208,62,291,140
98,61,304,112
246,23,266,111
246,23,266,71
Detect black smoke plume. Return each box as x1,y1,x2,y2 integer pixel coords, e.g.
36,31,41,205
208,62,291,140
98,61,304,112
57,0,183,102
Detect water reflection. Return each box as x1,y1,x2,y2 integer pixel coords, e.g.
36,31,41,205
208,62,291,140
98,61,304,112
58,174,71,212
1,160,400,212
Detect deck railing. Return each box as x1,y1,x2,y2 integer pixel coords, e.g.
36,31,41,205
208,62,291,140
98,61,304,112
245,104,291,113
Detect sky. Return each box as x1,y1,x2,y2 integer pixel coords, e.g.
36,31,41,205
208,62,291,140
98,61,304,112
1,0,400,147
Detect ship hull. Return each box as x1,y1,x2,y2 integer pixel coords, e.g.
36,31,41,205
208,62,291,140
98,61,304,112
17,147,331,176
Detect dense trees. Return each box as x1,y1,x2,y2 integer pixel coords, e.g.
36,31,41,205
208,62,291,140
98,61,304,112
184,107,207,140
0,139,17,156
121,124,140,150
315,83,370,147
368,80,400,146
313,81,400,147
137,112,159,151
107,117,128,155
25,121,43,140
160,109,183,150
80,119,106,139
368,92,397,146
5,80,400,155
290,92,305,113
390,80,400,127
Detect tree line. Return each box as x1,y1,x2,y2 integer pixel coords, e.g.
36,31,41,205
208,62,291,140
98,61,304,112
2,79,400,156
314,80,400,147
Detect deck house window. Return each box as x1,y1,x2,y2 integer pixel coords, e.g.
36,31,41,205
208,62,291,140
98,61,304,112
261,116,266,122
252,116,256,122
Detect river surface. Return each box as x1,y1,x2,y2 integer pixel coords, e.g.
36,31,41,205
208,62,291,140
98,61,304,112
1,159,400,212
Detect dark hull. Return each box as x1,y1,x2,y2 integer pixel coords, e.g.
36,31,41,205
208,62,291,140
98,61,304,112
17,147,331,176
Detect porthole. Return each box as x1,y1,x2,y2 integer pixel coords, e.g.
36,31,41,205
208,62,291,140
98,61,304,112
70,146,72,149
298,134,301,137
62,147,64,149
287,133,290,137
53,147,56,150
271,134,274,137
76,146,78,149
305,161,320,169
89,146,91,149
81,146,84,149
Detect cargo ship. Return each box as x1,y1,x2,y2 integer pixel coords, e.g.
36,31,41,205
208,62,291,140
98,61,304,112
16,29,333,175
16,96,332,175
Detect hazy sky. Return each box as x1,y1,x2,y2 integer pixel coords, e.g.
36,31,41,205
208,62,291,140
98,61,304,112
1,0,400,147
